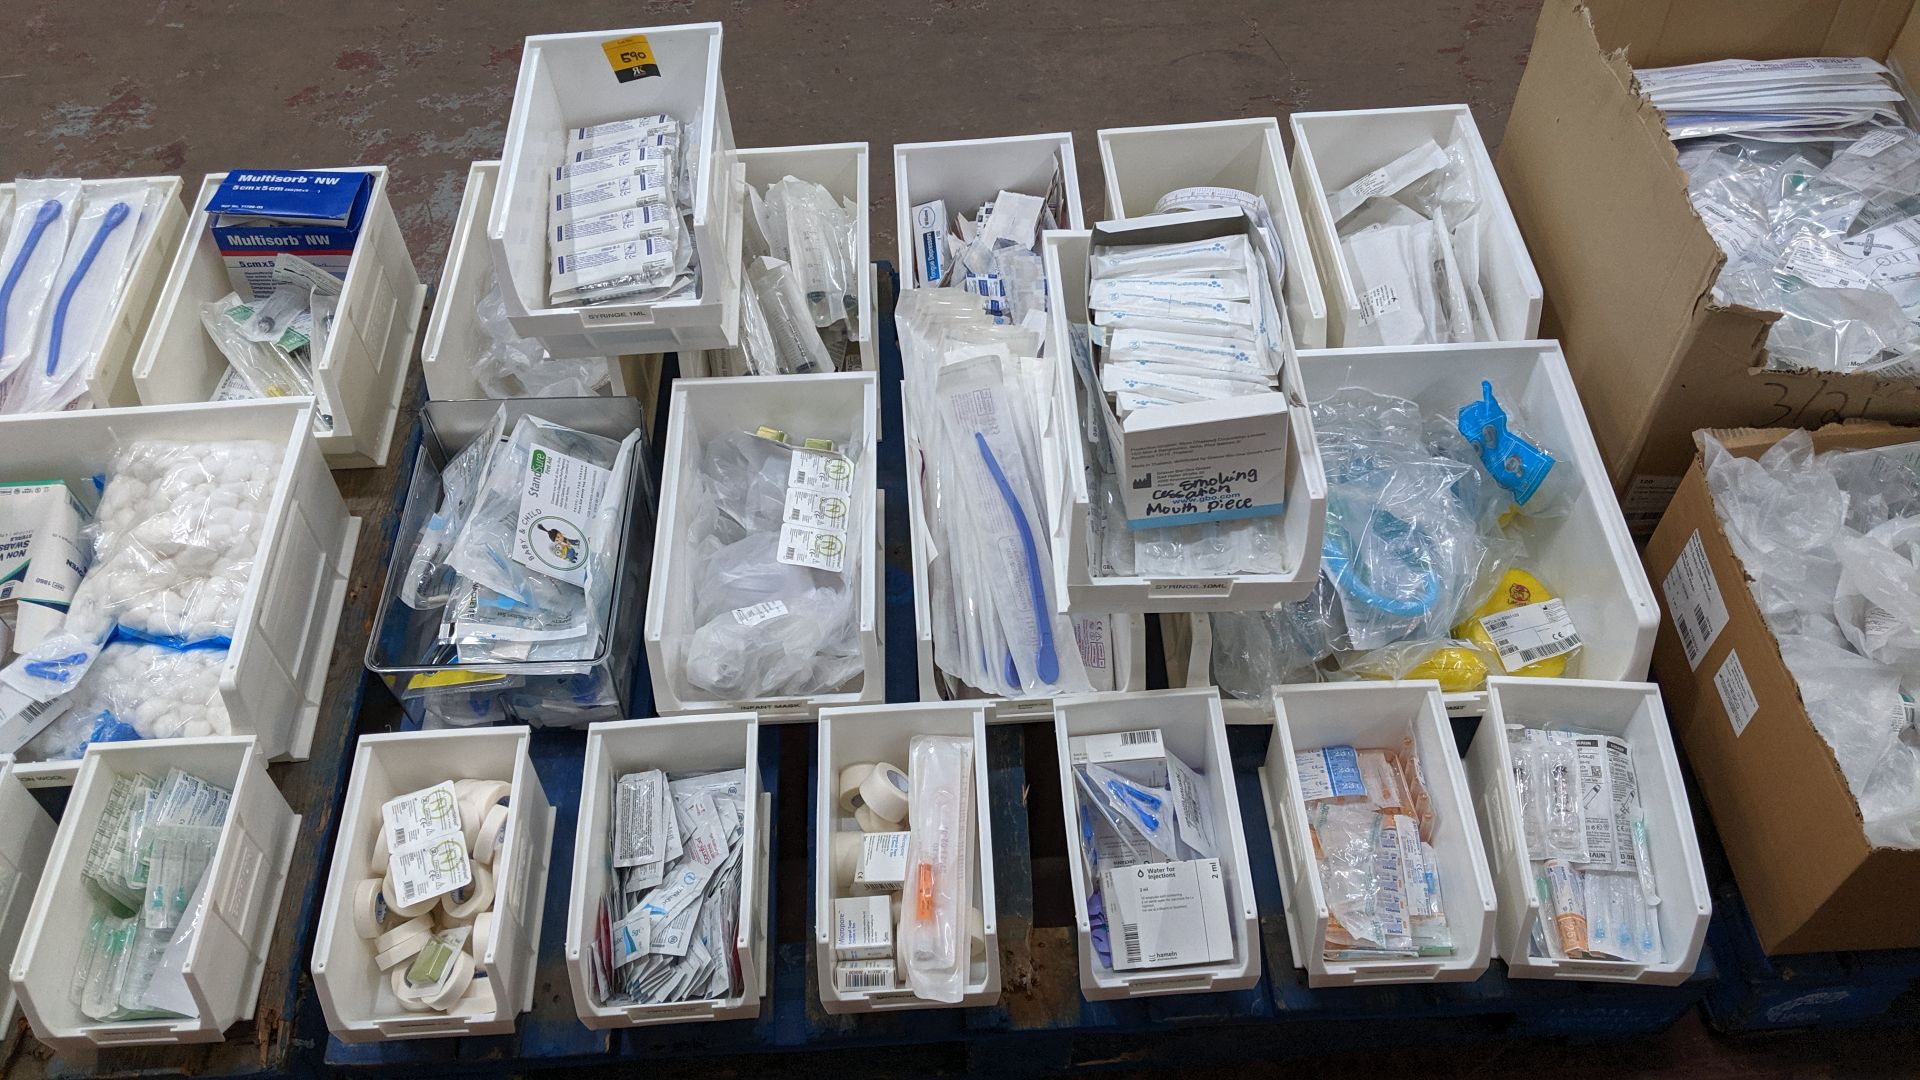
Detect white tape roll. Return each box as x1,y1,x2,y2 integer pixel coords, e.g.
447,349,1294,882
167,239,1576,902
375,914,435,955
371,828,390,875
440,863,496,920
859,763,910,824
424,950,477,1011
472,804,510,865
458,973,496,1013
457,780,512,848
352,878,390,940
836,762,876,813
471,911,494,963
969,907,987,962
374,919,433,970
831,832,863,888
392,965,436,1012
854,806,889,834
383,874,437,920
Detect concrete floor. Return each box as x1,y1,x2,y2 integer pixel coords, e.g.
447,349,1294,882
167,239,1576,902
5,1,1919,1075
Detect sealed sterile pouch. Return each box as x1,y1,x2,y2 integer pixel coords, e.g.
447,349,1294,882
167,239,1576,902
1101,355,1271,387
5,181,148,414
553,236,681,296
1102,326,1263,369
403,410,504,609
1098,365,1264,402
1342,222,1437,346
1091,292,1255,328
553,151,671,187
0,179,83,385
550,172,672,228
470,280,611,398
573,130,679,164
901,734,975,1003
198,295,316,399
1090,272,1250,308
768,176,857,329
448,414,624,605
1091,235,1250,278
1089,307,1260,342
567,114,677,151
553,203,677,255
747,257,832,374
1330,141,1451,223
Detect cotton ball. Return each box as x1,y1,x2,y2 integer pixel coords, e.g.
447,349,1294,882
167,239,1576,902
182,719,213,738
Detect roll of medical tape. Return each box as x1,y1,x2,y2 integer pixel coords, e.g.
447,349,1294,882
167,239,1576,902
837,762,876,813
859,762,910,824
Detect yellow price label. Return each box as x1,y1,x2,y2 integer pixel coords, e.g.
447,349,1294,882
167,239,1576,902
602,34,661,83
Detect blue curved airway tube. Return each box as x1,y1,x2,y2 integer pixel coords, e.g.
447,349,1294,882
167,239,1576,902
47,201,132,377
0,200,64,358
973,431,1059,685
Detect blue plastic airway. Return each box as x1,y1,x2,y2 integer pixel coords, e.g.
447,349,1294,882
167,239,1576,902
47,201,131,376
973,432,1059,685
0,199,63,358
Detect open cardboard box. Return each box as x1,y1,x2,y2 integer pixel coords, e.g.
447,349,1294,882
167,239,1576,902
1645,418,1920,953
1497,0,1920,533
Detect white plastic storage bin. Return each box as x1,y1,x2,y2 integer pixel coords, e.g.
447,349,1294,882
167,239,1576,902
0,757,57,1030
489,24,744,355
0,175,188,411
1098,119,1328,349
10,736,298,1048
1179,340,1658,720
311,727,556,1041
0,398,359,786
1466,677,1711,984
133,167,422,469
1040,229,1329,613
1263,682,1496,986
566,713,770,1027
1053,688,1260,999
892,133,1084,286
688,142,876,378
814,702,999,1012
901,389,1147,714
421,161,644,400
647,372,882,717
1290,106,1542,347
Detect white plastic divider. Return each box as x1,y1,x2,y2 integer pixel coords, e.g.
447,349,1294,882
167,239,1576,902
10,736,298,1048
1053,688,1261,999
421,161,641,400
1262,682,1496,987
1290,105,1542,347
311,727,555,1042
689,141,876,378
0,757,57,1030
892,132,1084,286
647,372,883,718
0,176,188,411
134,167,424,469
1180,339,1659,719
1098,118,1328,349
489,24,744,355
901,388,1147,714
567,713,769,1028
0,399,360,787
814,701,1000,1012
1466,677,1711,984
1039,229,1329,613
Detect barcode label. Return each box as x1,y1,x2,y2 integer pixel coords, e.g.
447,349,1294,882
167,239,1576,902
776,522,847,573
1478,599,1582,673
1661,531,1730,670
843,969,890,989
1120,730,1160,747
1121,920,1143,966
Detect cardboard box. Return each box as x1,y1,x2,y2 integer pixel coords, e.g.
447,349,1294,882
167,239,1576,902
206,169,371,299
1496,0,1920,535
1646,419,1920,953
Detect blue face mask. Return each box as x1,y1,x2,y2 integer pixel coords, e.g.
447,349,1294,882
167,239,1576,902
1457,380,1554,505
